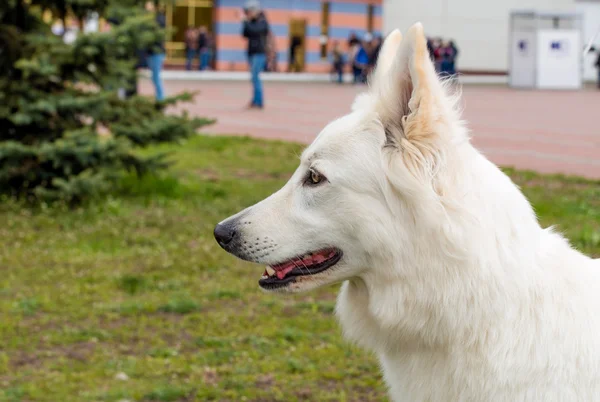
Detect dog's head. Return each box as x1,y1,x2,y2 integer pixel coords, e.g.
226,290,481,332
215,23,467,293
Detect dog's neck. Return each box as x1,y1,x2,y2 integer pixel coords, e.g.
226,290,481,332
337,151,551,353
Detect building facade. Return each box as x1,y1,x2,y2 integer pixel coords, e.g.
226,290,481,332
383,0,583,73
164,0,382,72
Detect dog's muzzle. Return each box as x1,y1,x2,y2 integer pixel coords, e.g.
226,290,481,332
214,221,237,250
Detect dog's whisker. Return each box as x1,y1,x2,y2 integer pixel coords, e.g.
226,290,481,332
300,259,311,276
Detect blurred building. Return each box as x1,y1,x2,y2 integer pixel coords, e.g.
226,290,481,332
383,0,600,77
163,0,382,72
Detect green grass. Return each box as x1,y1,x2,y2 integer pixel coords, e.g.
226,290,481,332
0,135,599,402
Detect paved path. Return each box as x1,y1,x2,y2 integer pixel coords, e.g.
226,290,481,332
140,80,600,179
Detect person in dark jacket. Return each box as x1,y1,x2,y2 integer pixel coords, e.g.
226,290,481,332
241,1,269,109
597,52,600,89
198,26,211,70
593,46,600,89
427,37,435,62
330,40,345,84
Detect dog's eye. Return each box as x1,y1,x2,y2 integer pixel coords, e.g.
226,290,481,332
306,169,324,186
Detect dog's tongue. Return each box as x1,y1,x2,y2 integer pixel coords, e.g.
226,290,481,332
276,266,295,279
272,260,297,279
268,250,335,280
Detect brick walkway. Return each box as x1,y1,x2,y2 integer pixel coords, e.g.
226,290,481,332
140,80,600,179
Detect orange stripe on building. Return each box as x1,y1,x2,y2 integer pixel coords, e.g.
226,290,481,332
373,15,382,31
302,37,322,53
216,61,334,73
218,35,247,51
330,12,369,30
218,7,321,26
219,35,323,54
282,9,321,26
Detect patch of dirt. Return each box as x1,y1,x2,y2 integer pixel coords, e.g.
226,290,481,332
17,316,62,334
99,316,131,331
281,306,299,317
10,341,96,368
187,240,200,250
255,373,274,389
161,329,194,351
233,169,289,181
10,351,41,368
194,168,289,182
203,366,218,386
60,341,96,362
296,387,313,400
195,168,220,182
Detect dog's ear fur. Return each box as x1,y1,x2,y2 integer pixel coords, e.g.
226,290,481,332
371,29,403,91
371,23,457,186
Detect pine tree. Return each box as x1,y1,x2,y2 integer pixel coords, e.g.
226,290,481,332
0,0,212,202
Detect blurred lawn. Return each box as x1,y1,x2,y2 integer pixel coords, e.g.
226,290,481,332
1,135,599,402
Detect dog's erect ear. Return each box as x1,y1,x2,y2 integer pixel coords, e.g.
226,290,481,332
372,23,454,182
371,29,402,91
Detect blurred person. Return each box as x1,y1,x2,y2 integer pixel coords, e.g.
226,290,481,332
427,37,435,61
368,34,382,72
597,51,600,89
330,40,345,84
145,1,166,101
288,35,302,72
348,31,359,48
184,25,198,71
432,37,442,72
593,46,600,89
198,26,211,70
240,0,269,109
439,39,458,78
351,33,371,84
203,30,215,70
449,39,459,76
348,37,360,83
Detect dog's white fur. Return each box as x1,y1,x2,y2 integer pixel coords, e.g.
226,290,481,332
219,23,600,401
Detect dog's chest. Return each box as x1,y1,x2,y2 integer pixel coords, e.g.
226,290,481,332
335,280,599,402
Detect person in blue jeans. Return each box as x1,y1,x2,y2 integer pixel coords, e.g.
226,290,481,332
145,1,166,102
241,1,269,109
198,28,213,70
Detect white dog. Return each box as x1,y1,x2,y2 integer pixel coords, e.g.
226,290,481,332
215,23,600,401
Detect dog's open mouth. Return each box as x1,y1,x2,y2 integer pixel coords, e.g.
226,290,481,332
258,248,342,289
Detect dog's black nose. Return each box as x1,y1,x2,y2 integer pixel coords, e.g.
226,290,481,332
214,223,236,247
